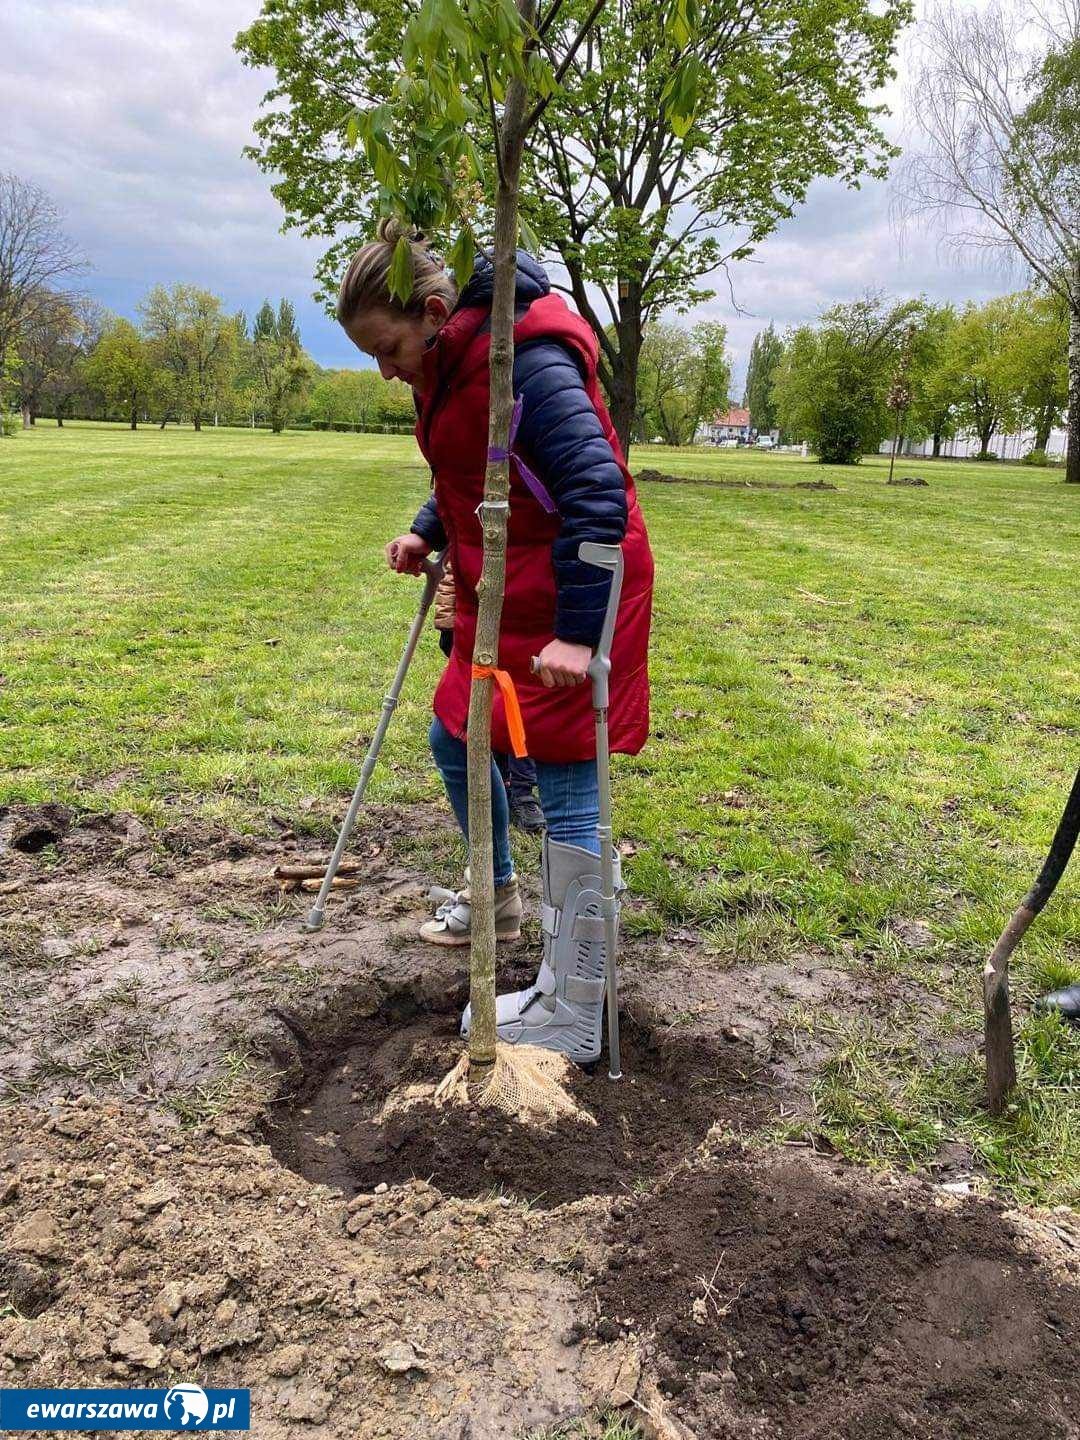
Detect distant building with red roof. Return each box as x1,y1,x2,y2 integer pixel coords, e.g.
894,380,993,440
698,405,753,444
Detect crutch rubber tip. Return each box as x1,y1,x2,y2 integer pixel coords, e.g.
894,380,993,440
302,910,326,934
608,1069,622,1082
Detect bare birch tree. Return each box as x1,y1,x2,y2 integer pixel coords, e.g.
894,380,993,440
0,175,85,412
897,0,1080,483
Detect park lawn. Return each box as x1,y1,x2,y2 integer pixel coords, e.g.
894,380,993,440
2,421,1079,1202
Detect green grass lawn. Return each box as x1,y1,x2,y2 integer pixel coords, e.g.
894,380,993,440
2,422,1079,1201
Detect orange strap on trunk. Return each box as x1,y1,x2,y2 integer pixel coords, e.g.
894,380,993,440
471,665,528,759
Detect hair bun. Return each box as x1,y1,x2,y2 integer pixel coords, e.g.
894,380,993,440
377,216,424,248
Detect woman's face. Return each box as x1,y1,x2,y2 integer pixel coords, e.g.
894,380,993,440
344,296,450,392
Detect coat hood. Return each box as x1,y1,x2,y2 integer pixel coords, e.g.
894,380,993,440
456,250,551,311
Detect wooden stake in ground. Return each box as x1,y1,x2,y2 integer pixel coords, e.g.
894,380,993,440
984,763,1080,1115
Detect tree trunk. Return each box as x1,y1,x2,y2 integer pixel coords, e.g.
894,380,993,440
465,0,536,1085
978,425,993,459
610,293,642,460
932,431,942,457
21,403,30,429
193,413,202,432
1067,302,1080,484
130,395,138,430
57,415,63,428
1034,407,1053,453
608,378,636,458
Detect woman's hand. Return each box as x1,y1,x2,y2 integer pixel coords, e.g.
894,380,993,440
535,639,592,689
385,533,431,574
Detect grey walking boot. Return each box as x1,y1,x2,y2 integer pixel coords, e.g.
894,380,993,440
459,838,621,1064
419,875,522,946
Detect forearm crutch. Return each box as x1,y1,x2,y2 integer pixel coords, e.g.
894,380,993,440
304,551,445,933
580,541,626,1080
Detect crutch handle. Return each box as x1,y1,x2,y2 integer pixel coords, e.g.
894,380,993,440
579,542,624,709
419,552,446,584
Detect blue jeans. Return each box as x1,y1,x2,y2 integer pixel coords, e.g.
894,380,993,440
429,717,600,885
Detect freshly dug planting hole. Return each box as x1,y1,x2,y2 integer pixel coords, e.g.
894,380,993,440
269,996,772,1206
596,1150,1080,1439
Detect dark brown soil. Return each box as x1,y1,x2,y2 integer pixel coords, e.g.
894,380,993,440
268,999,775,1206
635,468,837,492
597,1149,1080,1438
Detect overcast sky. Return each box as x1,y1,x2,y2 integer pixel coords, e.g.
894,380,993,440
1,0,1010,389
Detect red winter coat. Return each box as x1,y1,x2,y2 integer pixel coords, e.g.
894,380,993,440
414,290,654,764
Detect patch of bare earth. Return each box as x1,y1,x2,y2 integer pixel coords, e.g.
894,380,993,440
2,803,1078,1439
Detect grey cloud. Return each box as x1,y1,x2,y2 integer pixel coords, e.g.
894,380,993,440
1,0,1013,381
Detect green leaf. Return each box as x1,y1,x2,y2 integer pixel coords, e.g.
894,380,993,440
388,233,415,303
518,213,540,252
448,228,476,288
345,111,360,149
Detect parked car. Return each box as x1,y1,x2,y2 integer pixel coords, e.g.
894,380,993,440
756,434,775,449
718,437,740,449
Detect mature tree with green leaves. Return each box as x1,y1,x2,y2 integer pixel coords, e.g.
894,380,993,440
773,294,924,463
140,285,241,430
904,303,957,457
1003,292,1069,453
377,375,418,426
83,318,155,429
743,323,783,435
236,0,910,453
310,368,387,428
939,297,1026,460
900,0,1080,483
250,298,311,433
636,319,729,445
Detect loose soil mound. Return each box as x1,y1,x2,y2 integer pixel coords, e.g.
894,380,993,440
597,1149,1080,1438
635,468,837,492
269,1004,774,1206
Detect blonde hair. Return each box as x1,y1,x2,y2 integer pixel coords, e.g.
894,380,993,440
336,218,458,326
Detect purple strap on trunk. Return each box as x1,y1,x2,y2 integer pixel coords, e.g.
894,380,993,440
488,394,559,515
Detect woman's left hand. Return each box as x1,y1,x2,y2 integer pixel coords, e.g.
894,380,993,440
535,639,592,689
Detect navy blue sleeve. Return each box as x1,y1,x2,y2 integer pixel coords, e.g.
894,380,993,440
411,493,447,551
513,341,628,646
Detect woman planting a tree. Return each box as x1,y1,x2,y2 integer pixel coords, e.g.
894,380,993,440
337,218,653,1065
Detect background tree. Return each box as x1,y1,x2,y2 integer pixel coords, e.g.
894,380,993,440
885,320,918,481
309,369,386,428
15,289,82,428
1004,292,1069,453
636,319,729,444
743,323,784,435
83,318,155,429
939,297,1025,460
251,298,311,433
377,376,418,427
236,0,910,452
42,297,105,426
773,294,923,462
0,175,84,412
906,303,957,457
140,285,240,431
899,0,1080,482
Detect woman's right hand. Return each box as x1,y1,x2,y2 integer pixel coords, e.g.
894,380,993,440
385,533,431,575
